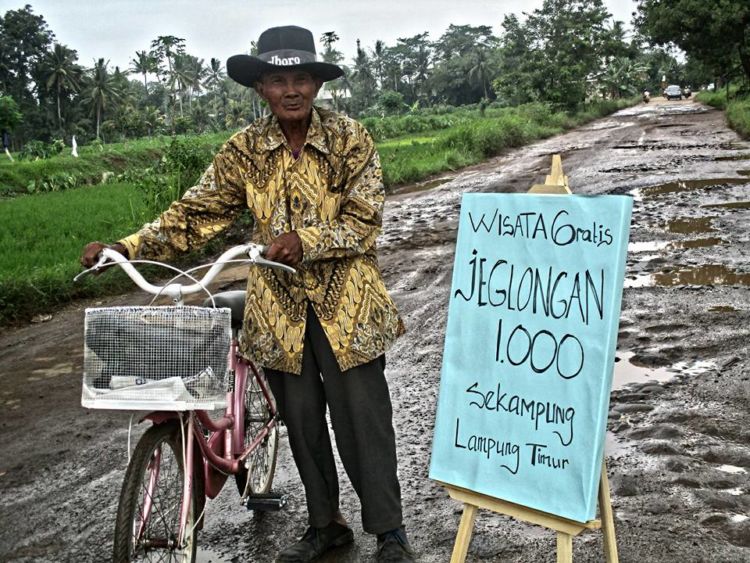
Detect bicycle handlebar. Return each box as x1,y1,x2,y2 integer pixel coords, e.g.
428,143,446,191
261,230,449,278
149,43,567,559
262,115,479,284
76,243,296,300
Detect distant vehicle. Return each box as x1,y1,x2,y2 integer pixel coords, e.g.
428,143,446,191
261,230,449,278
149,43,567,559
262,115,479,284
682,86,692,98
664,85,683,100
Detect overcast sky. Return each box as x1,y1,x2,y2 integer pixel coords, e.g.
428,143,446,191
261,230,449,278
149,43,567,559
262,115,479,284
0,1,639,71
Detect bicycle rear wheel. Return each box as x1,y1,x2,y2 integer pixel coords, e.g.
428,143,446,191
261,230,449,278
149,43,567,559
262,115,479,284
113,420,201,562
236,367,279,497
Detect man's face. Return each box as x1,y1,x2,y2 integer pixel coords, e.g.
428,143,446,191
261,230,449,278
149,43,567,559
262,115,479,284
256,70,322,123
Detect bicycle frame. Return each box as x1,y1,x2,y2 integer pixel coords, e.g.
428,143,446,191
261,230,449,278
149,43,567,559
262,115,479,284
142,337,280,547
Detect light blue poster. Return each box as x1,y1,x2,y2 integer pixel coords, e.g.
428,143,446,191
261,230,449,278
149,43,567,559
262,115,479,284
429,193,633,523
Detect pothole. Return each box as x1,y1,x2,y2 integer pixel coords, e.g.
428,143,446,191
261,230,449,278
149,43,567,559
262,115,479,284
392,177,451,196
715,154,750,161
702,201,750,210
641,178,746,196
611,351,715,390
674,237,724,249
629,241,670,253
666,217,716,234
709,305,737,313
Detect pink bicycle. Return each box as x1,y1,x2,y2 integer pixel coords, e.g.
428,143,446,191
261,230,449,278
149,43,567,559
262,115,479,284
77,243,293,562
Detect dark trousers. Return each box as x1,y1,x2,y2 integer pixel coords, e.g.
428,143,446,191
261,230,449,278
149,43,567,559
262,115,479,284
265,308,403,535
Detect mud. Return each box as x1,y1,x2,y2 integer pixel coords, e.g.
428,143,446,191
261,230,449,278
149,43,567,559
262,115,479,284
1,97,749,562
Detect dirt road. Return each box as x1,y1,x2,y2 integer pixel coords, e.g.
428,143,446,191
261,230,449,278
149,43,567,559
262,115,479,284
1,97,748,562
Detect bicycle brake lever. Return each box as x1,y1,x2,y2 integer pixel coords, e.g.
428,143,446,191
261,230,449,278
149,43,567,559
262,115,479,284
73,253,110,282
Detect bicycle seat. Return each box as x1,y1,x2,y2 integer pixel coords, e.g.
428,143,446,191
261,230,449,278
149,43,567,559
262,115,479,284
204,291,246,329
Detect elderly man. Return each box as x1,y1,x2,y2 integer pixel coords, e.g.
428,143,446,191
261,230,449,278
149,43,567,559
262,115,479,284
81,25,414,563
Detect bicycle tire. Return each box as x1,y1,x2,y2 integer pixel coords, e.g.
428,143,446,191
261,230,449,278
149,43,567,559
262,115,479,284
236,368,279,497
113,420,203,562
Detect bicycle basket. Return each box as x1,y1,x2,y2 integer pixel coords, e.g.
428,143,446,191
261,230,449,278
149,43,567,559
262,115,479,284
82,306,232,410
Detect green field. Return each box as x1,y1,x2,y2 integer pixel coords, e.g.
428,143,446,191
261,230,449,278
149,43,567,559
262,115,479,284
0,183,146,323
0,99,638,325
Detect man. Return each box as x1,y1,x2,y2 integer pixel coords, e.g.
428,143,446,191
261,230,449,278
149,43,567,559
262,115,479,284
81,25,415,563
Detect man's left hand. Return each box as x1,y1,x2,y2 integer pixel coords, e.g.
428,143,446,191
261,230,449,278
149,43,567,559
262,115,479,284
266,231,303,267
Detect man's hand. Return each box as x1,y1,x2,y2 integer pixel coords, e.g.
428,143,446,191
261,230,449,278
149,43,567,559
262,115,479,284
80,241,128,271
265,232,303,267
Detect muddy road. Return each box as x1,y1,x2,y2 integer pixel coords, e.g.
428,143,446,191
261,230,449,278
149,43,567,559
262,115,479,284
1,97,748,562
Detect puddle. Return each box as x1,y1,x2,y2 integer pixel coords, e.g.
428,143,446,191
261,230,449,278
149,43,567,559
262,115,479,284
612,351,715,390
666,217,715,234
738,169,750,176
642,177,747,196
653,265,750,287
723,488,744,496
612,351,675,389
624,265,750,288
717,465,747,475
629,241,670,253
715,153,750,161
702,200,750,210
709,305,737,313
392,177,451,196
606,430,634,458
674,237,724,249
730,514,749,523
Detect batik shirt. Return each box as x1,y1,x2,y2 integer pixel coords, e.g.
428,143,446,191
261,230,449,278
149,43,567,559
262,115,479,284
119,107,405,374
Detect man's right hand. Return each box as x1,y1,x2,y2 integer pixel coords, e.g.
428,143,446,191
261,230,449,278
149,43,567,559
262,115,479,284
80,241,128,270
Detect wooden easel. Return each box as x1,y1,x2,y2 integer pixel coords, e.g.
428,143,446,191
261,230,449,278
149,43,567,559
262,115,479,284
440,155,619,563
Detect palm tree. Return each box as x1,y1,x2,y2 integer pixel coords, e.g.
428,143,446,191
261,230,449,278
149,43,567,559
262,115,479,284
204,58,225,91
86,58,122,140
42,43,81,129
150,36,186,127
130,50,158,95
468,47,492,100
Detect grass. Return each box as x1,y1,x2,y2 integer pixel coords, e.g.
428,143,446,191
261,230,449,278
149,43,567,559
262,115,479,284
1,97,638,325
696,87,750,139
0,132,230,196
0,182,146,324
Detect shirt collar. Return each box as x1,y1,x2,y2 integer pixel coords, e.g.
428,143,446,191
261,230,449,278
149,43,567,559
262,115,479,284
261,107,329,155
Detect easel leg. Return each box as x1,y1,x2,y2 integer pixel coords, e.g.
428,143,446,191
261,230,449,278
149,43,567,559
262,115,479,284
556,532,573,563
451,503,477,563
599,463,619,563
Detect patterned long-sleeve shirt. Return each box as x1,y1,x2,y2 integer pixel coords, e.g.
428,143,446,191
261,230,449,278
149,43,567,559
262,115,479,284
119,107,405,374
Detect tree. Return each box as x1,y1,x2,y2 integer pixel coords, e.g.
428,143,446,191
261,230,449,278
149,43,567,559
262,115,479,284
130,50,158,95
0,95,22,134
85,58,122,140
636,0,750,85
41,43,81,129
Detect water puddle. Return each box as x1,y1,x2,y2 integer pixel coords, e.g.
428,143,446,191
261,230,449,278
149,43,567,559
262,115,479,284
730,514,749,523
642,177,746,197
715,153,750,161
392,177,451,196
702,200,750,210
606,430,634,458
717,465,747,475
666,217,715,234
612,351,715,390
674,237,724,249
709,305,737,313
653,265,750,287
737,169,750,176
628,241,670,253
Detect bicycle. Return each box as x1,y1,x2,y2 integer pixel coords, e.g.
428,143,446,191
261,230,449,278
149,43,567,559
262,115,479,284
76,243,295,562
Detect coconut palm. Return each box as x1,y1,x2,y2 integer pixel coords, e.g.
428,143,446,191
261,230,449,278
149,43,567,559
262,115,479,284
41,43,82,129
85,58,122,140
130,50,158,95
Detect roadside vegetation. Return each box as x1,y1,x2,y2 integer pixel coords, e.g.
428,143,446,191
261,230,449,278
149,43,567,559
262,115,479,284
696,88,750,139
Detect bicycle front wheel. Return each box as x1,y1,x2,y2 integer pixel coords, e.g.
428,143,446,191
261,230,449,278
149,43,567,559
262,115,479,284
113,420,200,563
236,367,279,497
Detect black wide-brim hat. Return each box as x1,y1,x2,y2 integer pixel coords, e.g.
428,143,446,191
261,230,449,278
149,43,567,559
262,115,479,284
227,25,344,87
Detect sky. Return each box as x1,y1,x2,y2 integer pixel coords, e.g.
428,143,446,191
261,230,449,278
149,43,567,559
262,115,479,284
0,0,639,71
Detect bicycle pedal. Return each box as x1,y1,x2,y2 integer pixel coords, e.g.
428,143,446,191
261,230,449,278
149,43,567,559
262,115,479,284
244,492,288,512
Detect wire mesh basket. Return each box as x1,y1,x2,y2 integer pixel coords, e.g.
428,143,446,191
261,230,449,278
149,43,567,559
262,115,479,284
82,306,232,410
